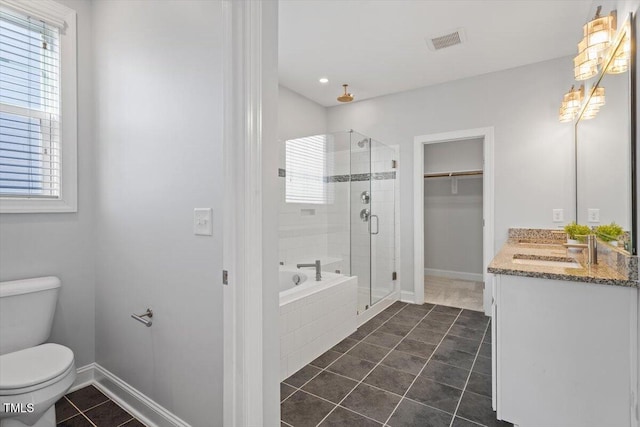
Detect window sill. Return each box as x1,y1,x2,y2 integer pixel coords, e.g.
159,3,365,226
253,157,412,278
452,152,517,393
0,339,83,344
0,197,77,214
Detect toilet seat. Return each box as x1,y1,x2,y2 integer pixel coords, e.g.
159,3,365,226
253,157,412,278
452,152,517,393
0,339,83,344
0,343,75,396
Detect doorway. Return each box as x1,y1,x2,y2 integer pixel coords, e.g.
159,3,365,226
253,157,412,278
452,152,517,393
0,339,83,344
423,138,484,310
413,127,494,314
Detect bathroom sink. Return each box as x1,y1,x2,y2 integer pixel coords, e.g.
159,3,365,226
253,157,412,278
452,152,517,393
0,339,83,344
512,255,581,269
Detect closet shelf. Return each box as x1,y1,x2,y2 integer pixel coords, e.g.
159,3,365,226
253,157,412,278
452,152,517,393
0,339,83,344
424,170,483,178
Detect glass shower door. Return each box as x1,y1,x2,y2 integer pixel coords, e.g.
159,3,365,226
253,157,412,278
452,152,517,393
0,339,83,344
350,132,372,313
369,139,396,306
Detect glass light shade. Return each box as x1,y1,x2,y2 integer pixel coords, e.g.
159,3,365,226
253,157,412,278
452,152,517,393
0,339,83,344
562,86,583,113
581,104,599,120
559,106,575,123
607,36,630,74
578,37,600,62
574,51,598,80
582,13,615,60
608,56,629,73
588,86,605,107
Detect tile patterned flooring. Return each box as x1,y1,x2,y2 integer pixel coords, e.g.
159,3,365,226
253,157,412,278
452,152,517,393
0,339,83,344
55,385,146,427
424,276,484,312
281,301,511,427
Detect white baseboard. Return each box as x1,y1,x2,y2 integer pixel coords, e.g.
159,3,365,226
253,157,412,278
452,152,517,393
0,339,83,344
69,363,95,392
400,290,418,304
424,268,483,282
71,364,190,427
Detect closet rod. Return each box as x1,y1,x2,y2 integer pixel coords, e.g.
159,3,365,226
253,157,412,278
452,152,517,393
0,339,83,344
423,170,483,178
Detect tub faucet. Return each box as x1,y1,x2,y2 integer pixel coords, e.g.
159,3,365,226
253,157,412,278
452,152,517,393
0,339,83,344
296,260,322,281
563,234,598,265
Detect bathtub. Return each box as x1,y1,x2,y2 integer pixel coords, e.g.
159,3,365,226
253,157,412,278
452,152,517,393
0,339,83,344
279,266,358,380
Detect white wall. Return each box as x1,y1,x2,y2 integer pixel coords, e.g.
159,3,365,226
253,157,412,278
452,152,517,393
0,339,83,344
278,86,338,268
279,85,327,141
424,139,483,277
328,56,576,294
92,1,224,425
0,0,95,367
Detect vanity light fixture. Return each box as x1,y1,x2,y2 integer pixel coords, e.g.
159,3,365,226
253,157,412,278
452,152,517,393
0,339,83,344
558,85,584,122
337,84,354,102
581,104,600,120
559,107,576,123
588,85,606,108
607,35,630,74
574,6,616,80
573,50,598,80
582,6,616,63
580,85,606,120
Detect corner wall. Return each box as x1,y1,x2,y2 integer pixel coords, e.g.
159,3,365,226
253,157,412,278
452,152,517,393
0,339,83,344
0,0,95,367
92,1,224,424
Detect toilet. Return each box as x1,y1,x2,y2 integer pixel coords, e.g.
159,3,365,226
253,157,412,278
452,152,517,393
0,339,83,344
0,277,76,427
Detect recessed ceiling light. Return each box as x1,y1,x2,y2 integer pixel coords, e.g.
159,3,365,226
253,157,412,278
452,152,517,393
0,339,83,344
319,77,329,84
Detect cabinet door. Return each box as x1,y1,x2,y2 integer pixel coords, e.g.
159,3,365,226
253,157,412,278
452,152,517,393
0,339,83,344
496,275,637,427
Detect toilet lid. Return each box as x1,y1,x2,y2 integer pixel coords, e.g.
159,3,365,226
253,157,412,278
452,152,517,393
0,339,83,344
0,343,74,391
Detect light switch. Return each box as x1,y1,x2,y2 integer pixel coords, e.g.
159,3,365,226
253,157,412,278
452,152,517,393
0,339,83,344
552,209,564,222
588,208,600,223
194,208,213,236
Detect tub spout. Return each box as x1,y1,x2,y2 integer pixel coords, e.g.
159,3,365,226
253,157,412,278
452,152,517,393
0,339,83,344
296,260,322,281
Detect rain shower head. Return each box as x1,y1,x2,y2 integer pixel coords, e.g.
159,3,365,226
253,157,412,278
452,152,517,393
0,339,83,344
357,138,370,148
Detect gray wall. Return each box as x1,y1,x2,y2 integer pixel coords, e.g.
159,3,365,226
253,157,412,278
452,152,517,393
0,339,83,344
424,139,483,276
0,0,95,368
327,56,576,294
92,1,224,425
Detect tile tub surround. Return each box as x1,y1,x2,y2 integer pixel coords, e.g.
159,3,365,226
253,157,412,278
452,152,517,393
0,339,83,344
489,229,638,287
55,385,145,427
280,275,358,380
281,301,511,427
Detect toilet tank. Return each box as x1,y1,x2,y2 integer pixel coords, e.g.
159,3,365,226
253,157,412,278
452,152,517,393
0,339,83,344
0,276,61,355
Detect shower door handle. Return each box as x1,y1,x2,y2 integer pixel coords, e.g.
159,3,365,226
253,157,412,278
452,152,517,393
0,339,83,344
370,214,379,235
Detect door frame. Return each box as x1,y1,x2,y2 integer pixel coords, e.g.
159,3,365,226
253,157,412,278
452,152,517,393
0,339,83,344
222,1,279,426
413,127,495,314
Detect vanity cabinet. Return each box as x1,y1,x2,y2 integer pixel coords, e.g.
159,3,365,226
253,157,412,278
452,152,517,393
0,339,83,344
492,274,638,427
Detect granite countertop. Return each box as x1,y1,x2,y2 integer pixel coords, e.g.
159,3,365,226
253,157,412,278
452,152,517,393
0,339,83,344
488,238,638,288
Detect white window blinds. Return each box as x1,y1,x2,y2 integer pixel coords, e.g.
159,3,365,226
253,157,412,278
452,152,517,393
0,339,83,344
0,7,60,198
285,134,328,204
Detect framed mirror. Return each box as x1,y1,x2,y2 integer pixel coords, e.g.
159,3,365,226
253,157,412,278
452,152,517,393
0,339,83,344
575,13,637,255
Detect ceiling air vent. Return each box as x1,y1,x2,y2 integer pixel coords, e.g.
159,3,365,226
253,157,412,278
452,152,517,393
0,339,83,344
426,28,466,51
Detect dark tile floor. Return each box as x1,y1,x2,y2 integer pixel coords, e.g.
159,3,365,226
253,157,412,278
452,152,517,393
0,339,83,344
280,301,512,427
55,385,146,427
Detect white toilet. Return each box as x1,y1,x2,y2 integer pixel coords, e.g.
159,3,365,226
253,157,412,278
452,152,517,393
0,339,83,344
0,277,76,427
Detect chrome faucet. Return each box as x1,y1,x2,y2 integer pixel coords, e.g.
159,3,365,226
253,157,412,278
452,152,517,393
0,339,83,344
564,234,598,265
296,260,322,281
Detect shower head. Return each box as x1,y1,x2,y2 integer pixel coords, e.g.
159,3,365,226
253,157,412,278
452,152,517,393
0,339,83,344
337,84,354,103
357,138,369,148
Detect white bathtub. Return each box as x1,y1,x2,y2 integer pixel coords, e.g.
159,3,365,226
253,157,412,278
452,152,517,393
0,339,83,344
279,266,358,380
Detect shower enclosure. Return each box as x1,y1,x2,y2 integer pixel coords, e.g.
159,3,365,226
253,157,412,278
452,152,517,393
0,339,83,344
278,130,397,314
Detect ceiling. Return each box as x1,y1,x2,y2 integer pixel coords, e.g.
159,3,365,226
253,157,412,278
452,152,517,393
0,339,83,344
279,0,600,107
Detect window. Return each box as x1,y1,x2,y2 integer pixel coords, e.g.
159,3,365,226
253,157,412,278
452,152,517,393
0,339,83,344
285,134,329,204
0,0,76,213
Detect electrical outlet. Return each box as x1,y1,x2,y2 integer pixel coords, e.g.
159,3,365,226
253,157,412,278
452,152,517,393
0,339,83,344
552,209,564,222
588,208,600,223
194,208,213,236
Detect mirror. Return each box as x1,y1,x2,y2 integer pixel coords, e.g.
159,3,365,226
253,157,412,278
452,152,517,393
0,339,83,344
575,13,637,255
